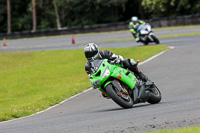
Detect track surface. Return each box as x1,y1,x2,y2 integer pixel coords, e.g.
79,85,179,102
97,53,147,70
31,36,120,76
0,27,200,133
0,26,200,52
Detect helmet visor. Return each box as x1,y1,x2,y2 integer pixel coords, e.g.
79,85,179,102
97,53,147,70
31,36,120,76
85,51,99,61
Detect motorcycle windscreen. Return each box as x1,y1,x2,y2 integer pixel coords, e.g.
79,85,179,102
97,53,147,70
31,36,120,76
137,24,146,32
90,60,104,73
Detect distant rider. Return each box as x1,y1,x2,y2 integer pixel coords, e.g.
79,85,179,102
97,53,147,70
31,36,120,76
129,16,145,42
84,43,148,97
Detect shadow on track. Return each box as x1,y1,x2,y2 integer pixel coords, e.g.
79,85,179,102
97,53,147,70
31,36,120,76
95,103,151,113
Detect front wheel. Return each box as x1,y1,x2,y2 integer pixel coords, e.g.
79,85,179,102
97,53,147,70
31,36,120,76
105,84,133,109
147,84,162,104
151,34,160,44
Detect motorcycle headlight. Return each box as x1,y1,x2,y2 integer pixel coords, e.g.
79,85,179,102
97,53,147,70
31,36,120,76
102,66,110,79
141,30,148,34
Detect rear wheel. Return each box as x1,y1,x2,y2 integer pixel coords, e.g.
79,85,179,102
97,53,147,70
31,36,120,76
151,34,160,44
147,84,161,104
143,41,149,45
105,84,133,109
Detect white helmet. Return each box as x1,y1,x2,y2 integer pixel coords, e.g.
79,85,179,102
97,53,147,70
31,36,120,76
131,16,138,22
84,43,99,62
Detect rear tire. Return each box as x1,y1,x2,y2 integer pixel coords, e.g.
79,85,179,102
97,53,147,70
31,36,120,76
147,84,161,104
105,84,133,109
151,35,160,44
144,42,149,45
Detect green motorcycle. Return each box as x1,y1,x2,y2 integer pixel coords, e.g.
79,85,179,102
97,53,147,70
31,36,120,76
89,59,161,109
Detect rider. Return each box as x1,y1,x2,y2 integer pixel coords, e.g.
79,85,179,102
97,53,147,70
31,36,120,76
84,43,148,97
129,16,145,42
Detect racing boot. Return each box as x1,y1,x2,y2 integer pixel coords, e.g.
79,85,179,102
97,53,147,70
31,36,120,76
131,32,140,42
135,34,140,42
135,37,140,42
128,59,148,82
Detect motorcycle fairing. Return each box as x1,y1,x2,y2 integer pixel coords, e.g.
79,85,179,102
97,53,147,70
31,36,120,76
90,59,137,93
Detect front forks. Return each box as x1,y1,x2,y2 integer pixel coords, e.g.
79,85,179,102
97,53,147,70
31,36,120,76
148,32,154,41
110,80,129,100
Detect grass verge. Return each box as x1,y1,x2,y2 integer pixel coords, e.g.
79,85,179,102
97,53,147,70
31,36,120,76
101,32,200,43
2,25,200,41
147,126,200,133
0,45,169,122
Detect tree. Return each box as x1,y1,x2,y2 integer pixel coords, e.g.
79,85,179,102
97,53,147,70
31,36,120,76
138,0,145,19
7,0,11,33
53,0,61,29
32,0,37,31
142,0,200,18
1,0,199,33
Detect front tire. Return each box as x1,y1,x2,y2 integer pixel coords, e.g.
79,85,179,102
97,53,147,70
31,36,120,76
151,34,160,44
147,84,162,104
105,84,133,109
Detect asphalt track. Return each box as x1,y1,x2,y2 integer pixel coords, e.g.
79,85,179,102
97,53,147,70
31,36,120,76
0,26,200,52
0,27,200,133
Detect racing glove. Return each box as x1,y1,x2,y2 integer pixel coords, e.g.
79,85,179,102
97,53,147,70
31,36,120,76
110,55,123,65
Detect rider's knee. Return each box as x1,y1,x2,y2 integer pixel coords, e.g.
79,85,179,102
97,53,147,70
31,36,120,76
122,59,137,68
122,59,129,68
130,59,137,66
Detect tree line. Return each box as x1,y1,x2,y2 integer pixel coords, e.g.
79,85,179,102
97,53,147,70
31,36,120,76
0,0,199,33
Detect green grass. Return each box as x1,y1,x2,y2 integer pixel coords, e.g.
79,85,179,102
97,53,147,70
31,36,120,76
2,25,200,41
101,32,200,43
0,45,168,121
154,24,200,30
147,126,200,133
159,32,200,39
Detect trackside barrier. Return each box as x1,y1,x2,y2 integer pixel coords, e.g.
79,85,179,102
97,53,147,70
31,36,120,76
0,14,200,40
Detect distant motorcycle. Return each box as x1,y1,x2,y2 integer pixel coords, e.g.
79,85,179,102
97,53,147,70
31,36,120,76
137,23,160,45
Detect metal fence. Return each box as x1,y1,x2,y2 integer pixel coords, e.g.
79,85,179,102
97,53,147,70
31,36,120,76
0,14,200,39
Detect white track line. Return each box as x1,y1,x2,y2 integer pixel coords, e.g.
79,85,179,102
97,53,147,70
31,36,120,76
0,46,174,124
139,46,174,66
